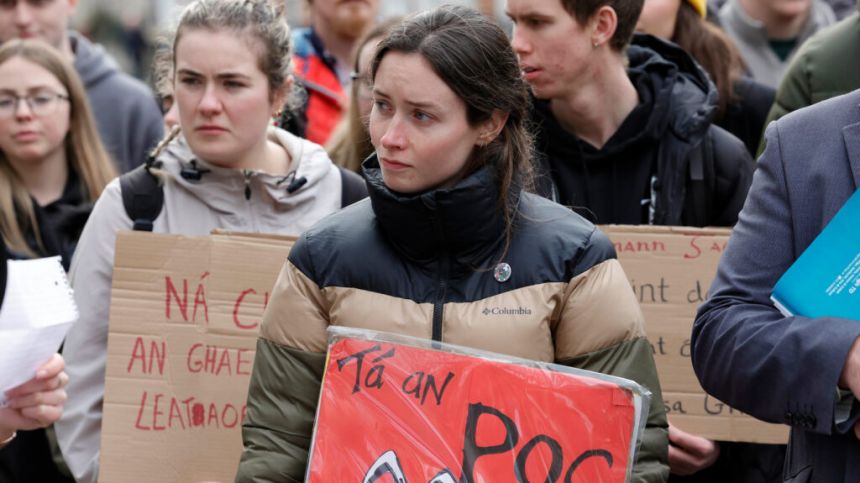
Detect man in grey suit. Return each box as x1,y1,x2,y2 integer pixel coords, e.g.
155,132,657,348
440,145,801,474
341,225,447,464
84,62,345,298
692,89,860,482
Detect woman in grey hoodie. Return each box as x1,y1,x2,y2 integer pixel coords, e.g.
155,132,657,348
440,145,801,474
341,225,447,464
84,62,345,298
54,2,363,482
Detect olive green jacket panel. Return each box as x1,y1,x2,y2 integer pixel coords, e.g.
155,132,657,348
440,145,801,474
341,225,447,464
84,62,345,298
236,338,325,483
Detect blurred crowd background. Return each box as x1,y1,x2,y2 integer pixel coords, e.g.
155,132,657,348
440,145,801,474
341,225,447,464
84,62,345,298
71,0,505,82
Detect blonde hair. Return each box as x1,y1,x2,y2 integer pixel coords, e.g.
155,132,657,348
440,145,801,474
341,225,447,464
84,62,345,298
0,39,117,257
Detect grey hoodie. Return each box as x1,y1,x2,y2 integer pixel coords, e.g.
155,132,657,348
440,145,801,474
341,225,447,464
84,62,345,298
55,127,346,483
719,0,836,88
71,31,163,173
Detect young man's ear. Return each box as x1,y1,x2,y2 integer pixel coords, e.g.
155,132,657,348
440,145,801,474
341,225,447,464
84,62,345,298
589,5,618,48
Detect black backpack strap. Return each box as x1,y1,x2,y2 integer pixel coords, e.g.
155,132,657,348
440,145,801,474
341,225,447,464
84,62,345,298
338,166,368,208
687,133,714,227
120,164,164,232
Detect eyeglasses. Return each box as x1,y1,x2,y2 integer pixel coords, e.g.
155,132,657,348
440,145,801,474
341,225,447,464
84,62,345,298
0,92,69,119
350,71,373,100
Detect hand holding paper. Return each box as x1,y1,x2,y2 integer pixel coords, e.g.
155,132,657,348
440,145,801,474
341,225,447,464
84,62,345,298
1,354,68,440
0,256,77,406
0,256,75,447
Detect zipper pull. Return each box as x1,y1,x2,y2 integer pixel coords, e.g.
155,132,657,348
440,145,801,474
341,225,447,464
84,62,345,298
243,170,252,201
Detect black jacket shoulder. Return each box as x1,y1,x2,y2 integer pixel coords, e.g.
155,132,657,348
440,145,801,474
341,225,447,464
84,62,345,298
718,77,776,156
704,124,755,226
289,190,617,303
514,193,616,276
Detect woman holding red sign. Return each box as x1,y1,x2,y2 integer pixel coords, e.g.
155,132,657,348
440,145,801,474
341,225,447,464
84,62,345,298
239,5,669,482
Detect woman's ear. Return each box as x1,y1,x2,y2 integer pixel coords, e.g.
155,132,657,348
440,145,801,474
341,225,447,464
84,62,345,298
271,75,294,117
477,110,509,146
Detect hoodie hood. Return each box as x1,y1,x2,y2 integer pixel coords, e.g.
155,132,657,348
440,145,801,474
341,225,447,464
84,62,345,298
153,127,341,222
627,33,718,143
530,33,721,224
70,32,120,89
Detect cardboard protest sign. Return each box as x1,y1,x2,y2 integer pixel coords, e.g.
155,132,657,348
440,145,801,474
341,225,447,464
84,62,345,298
601,225,789,444
100,231,293,483
100,225,786,483
307,329,649,483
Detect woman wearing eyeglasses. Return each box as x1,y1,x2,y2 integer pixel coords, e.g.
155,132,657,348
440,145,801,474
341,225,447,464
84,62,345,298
0,39,116,269
0,39,115,482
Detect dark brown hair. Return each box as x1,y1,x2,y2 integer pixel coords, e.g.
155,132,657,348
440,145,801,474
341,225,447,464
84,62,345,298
562,0,644,51
672,2,744,117
371,5,534,255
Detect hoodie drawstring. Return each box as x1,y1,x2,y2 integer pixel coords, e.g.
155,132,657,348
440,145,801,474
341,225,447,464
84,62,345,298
243,170,252,201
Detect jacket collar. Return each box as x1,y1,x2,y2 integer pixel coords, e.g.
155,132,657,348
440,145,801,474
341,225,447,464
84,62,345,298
363,154,509,270
155,127,336,213
843,102,860,190
628,34,717,142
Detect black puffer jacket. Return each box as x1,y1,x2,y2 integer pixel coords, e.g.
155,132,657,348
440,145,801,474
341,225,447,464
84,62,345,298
238,156,670,482
532,34,753,228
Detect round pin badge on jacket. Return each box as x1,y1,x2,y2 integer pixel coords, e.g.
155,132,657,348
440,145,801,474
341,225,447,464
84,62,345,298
494,262,512,283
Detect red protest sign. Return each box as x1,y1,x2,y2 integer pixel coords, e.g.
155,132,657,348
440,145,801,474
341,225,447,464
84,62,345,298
307,333,643,482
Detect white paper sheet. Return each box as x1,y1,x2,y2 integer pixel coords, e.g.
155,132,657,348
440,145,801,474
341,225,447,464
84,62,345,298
0,257,77,405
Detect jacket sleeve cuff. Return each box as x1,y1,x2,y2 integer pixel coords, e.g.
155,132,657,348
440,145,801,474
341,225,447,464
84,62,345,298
834,388,860,434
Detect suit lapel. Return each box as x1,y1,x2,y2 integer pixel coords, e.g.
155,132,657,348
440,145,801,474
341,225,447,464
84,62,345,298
843,116,860,190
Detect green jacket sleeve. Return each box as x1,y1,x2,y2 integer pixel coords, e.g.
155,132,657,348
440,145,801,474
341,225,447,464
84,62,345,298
236,256,330,482
236,339,326,482
236,339,325,482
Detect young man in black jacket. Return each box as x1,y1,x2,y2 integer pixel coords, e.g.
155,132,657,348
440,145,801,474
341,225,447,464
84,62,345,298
507,0,752,227
506,0,760,480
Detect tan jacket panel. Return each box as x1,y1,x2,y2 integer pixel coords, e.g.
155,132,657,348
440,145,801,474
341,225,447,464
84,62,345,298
263,258,644,364
554,258,646,360
442,283,565,362
260,261,330,353
326,287,433,341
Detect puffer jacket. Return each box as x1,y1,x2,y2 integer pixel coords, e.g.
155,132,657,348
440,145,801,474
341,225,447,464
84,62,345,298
56,127,349,483
237,157,670,482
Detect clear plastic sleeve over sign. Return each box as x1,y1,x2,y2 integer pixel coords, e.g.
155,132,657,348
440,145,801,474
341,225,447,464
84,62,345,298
306,327,651,482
